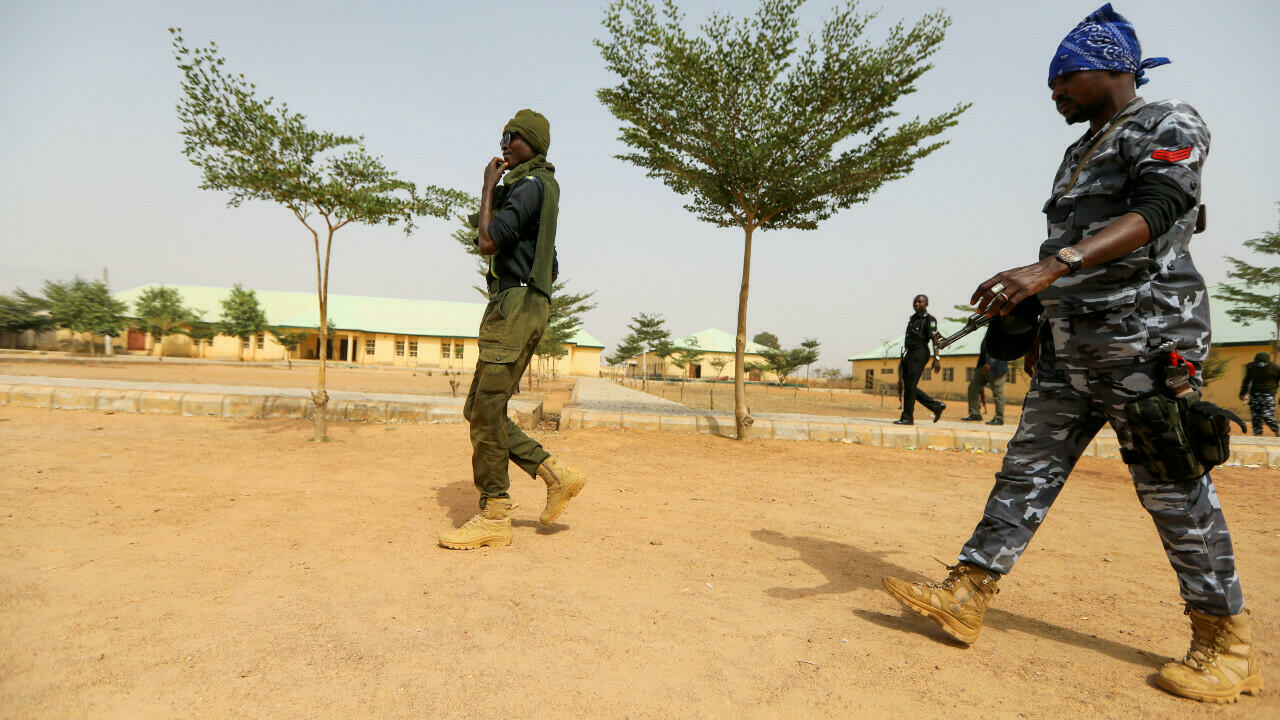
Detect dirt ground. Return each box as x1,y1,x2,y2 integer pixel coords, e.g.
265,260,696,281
0,358,576,413
1,406,1275,719
630,377,1024,423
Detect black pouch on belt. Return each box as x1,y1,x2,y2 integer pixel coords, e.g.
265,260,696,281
1180,393,1246,470
1120,394,1204,483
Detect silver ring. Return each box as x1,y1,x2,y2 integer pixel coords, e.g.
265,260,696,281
994,292,1009,303
990,282,1006,295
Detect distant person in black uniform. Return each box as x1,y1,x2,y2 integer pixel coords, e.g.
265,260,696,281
894,294,945,425
961,330,1009,425
1240,351,1280,436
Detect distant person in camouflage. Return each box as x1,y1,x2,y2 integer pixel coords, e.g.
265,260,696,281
1239,351,1280,436
893,294,945,425
961,330,1008,425
882,4,1261,704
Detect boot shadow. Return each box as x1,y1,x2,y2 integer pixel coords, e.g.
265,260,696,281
753,528,1166,668
435,480,478,525
512,518,570,535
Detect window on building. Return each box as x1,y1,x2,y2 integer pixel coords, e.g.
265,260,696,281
1007,367,1018,384
454,342,464,359
881,367,894,376
365,338,376,355
966,367,975,382
441,340,451,359
256,333,265,349
395,340,405,356
943,368,955,382
241,337,250,349
408,341,418,358
921,368,932,381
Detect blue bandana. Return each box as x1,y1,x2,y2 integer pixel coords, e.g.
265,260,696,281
1048,3,1170,88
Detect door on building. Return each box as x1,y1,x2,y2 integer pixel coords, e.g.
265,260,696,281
127,330,147,351
688,365,701,379
339,339,348,362
865,369,874,389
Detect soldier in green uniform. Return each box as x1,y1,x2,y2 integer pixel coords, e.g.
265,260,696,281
439,109,586,550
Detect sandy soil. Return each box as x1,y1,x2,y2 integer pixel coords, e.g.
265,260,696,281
0,358,575,412
631,378,1024,423
0,406,1275,719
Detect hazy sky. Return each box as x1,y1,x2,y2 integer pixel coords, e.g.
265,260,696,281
2,0,1277,369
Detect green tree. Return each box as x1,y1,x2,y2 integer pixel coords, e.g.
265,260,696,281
756,344,808,385
706,354,730,380
171,28,466,440
1215,206,1280,355
607,312,675,388
536,281,599,378
669,337,706,378
597,0,967,438
752,331,780,350
44,278,127,355
134,285,196,359
798,337,821,379
270,326,309,369
219,284,268,362
0,290,54,337
451,197,491,298
187,319,218,359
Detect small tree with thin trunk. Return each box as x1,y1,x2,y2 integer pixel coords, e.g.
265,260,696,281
1216,206,1280,355
172,28,466,440
607,312,675,388
536,281,599,379
270,327,308,369
134,285,196,360
597,0,968,438
219,284,268,362
44,278,127,355
798,337,820,380
669,337,705,378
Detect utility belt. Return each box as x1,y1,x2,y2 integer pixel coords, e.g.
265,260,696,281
1121,348,1246,483
489,276,530,294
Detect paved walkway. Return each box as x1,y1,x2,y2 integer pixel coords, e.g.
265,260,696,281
0,374,541,426
563,377,1280,467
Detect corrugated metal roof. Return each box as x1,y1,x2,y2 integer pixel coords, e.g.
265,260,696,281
673,327,772,355
114,284,605,348
847,283,1277,361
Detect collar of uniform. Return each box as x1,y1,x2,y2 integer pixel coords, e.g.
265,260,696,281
1074,96,1147,148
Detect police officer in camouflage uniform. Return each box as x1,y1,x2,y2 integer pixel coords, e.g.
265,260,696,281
1239,352,1280,436
439,109,586,551
882,5,1261,703
894,294,946,425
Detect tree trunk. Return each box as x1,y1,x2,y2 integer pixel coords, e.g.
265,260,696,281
734,226,754,439
312,226,335,442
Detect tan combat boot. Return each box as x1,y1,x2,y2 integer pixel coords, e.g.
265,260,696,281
438,498,513,550
1156,606,1263,703
535,455,585,525
882,562,999,644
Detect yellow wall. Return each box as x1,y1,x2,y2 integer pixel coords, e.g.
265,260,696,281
625,349,778,383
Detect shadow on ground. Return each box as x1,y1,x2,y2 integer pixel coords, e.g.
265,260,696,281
753,528,1167,668
434,480,570,534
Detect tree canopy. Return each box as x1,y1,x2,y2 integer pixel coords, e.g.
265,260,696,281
1216,205,1280,354
608,312,675,366
44,279,128,355
219,283,268,359
596,0,967,437
134,285,196,357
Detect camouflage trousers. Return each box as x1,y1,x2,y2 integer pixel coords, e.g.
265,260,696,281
958,362,1245,616
1247,393,1278,435
464,287,551,507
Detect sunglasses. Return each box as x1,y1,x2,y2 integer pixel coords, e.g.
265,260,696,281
500,131,522,148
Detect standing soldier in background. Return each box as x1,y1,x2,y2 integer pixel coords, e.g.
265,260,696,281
893,294,946,425
439,109,586,550
961,329,1008,425
882,4,1261,703
1240,351,1280,436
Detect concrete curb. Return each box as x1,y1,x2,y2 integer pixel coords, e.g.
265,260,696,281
559,406,1279,468
0,380,538,427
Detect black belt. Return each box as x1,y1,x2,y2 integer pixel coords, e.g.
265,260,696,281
491,277,530,293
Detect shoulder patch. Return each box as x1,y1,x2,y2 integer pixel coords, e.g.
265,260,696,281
1152,147,1192,162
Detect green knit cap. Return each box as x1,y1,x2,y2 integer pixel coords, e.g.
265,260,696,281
503,108,550,156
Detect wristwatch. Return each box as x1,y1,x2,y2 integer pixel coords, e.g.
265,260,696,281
1055,246,1083,274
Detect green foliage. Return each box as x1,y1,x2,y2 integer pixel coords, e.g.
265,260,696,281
171,28,466,231
798,337,821,375
1199,347,1229,385
0,289,54,334
536,281,599,363
1215,205,1280,354
44,278,128,354
219,283,268,341
134,285,196,352
596,0,967,231
607,312,675,365
752,331,780,350
756,343,811,385
451,197,491,298
270,326,308,352
669,337,705,371
946,303,977,324
597,0,965,434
